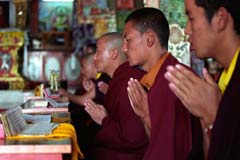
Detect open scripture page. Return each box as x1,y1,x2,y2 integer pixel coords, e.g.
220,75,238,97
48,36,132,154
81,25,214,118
0,106,58,137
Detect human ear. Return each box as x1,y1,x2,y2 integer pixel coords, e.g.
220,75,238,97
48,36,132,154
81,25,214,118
110,48,118,60
213,7,228,32
145,30,155,48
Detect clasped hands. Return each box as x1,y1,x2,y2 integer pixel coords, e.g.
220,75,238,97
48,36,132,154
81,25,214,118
84,77,148,127
84,99,108,125
164,64,222,127
83,78,109,95
127,78,149,123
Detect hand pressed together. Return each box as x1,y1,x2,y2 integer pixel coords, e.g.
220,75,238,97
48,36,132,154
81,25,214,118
98,81,109,95
84,99,108,125
82,78,95,92
164,64,222,126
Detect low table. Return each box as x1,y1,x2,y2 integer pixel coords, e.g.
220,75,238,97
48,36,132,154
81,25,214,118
0,137,71,160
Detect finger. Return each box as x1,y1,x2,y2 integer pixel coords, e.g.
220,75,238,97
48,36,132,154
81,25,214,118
100,82,108,89
87,81,94,87
97,104,105,110
127,86,138,109
165,65,184,84
129,78,141,96
168,82,189,110
84,101,99,117
165,68,189,95
127,79,144,114
84,99,95,108
127,78,140,103
86,82,91,87
175,64,203,85
87,100,100,111
127,86,134,103
165,65,194,95
102,82,108,88
127,78,135,96
127,91,137,113
127,86,133,99
82,79,88,85
175,64,196,84
84,107,95,119
98,105,107,114
133,79,147,97
84,102,92,115
202,68,216,86
97,81,103,87
84,100,91,111
87,99,96,105
83,82,89,90
129,79,146,105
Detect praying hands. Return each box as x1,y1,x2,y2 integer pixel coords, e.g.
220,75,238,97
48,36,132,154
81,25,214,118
164,64,222,127
127,78,151,137
84,99,108,125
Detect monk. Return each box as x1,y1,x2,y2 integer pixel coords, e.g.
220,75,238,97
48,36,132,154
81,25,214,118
164,0,240,159
59,47,111,159
84,32,148,160
122,8,193,160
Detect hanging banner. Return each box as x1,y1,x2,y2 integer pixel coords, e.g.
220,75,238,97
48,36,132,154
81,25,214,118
0,31,25,89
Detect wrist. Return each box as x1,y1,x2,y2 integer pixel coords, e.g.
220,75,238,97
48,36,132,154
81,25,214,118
201,112,215,128
204,124,213,132
200,119,213,138
140,114,150,124
205,124,213,138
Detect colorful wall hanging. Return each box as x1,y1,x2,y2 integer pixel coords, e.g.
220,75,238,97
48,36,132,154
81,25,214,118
38,1,73,31
0,31,25,89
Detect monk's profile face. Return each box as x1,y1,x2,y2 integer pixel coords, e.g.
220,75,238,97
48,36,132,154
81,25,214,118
122,21,148,68
185,0,217,59
81,57,96,80
94,37,111,73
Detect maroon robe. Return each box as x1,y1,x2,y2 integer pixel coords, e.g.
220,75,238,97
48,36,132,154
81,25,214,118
91,62,148,160
208,50,240,160
144,54,192,160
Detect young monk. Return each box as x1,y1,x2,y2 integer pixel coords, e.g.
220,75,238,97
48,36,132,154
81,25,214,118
123,8,193,160
165,0,240,159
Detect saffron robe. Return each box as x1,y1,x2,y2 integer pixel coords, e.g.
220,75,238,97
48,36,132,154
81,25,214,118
208,50,240,159
143,54,192,160
91,62,148,160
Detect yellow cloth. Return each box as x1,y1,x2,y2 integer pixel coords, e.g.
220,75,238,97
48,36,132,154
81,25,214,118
140,53,169,89
7,123,84,160
96,73,102,79
34,84,44,97
218,48,240,93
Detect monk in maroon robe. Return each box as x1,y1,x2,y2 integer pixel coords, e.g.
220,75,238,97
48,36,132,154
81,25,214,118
84,32,148,160
143,54,192,160
123,8,193,160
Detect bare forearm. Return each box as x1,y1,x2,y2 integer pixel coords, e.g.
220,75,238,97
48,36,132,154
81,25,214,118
70,89,95,106
141,116,151,139
68,94,85,105
201,120,210,160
